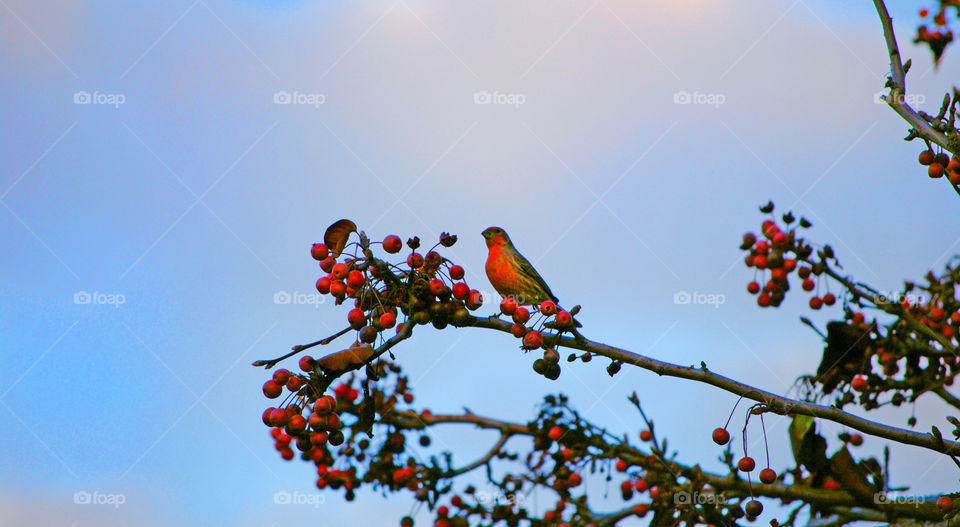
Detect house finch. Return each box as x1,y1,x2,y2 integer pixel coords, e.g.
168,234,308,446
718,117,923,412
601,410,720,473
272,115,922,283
482,226,558,306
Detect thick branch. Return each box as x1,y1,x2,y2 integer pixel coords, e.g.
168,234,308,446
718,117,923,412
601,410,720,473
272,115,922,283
373,407,946,522
464,315,960,457
872,0,956,154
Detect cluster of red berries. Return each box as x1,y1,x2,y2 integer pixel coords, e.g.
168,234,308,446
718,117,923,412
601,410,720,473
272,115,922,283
919,149,960,184
916,4,958,63
741,204,836,310
498,297,578,380
311,231,483,344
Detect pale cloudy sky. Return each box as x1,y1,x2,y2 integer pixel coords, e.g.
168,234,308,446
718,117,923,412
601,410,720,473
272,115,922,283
1,0,957,525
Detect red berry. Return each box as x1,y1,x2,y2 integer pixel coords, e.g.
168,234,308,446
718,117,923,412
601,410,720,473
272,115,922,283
757,293,771,307
772,232,788,247
348,308,366,329
753,254,768,269
783,259,797,272
407,253,424,268
738,457,756,472
263,380,282,399
270,408,289,426
286,376,303,391
347,270,365,288
822,293,836,306
919,150,935,165
380,312,397,329
451,282,470,300
747,281,761,294
332,263,349,279
744,499,763,517
620,480,634,499
448,265,464,280
450,495,463,508
288,414,307,432
920,8,930,18
500,297,518,315
465,290,483,311
755,241,769,254
382,235,403,253
640,430,652,442
272,369,291,385
311,243,329,261
556,311,573,327
510,323,526,338
280,448,294,460
314,395,337,415
262,408,275,426
849,433,863,446
937,495,954,513
809,297,823,310
513,307,530,324
437,506,449,518
823,478,841,491
851,375,868,392
539,301,557,315
616,459,628,472
315,276,331,294
759,468,776,484
299,355,315,372
548,426,563,440
329,280,346,297
712,427,730,445
523,330,544,349
949,171,960,185
633,503,649,517
798,267,811,279
801,278,815,291
429,279,446,296
320,256,336,273
930,163,945,178
634,479,648,492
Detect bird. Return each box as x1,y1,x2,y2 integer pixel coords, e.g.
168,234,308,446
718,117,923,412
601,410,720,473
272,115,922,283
482,226,558,306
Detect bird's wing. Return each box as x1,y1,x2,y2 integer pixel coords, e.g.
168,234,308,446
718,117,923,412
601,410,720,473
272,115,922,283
513,252,559,303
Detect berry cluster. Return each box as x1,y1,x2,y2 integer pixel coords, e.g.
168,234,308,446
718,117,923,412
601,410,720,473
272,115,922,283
919,149,960,184
740,202,838,310
916,4,959,64
311,222,483,340
497,297,580,380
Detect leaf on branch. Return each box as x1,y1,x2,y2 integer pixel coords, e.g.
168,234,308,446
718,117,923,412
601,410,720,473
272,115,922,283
324,219,357,257
315,342,376,373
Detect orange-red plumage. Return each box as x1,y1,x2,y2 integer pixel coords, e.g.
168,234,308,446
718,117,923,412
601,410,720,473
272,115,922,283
482,227,557,306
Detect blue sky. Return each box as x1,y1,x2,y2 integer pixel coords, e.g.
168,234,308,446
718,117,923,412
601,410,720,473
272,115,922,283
1,0,958,525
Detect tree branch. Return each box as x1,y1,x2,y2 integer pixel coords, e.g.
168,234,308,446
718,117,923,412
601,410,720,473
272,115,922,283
464,315,960,457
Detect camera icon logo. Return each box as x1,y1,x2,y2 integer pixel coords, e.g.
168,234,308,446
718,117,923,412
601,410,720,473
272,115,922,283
73,91,91,104
274,491,291,504
674,291,691,305
474,91,492,105
273,291,291,305
74,291,91,304
674,490,691,505
874,492,889,504
673,91,691,104
273,91,292,104
74,490,91,504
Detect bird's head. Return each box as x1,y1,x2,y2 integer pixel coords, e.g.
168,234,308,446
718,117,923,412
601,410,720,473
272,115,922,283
481,226,512,249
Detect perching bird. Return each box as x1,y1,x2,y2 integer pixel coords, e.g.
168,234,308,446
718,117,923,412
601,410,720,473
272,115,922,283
482,226,558,306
